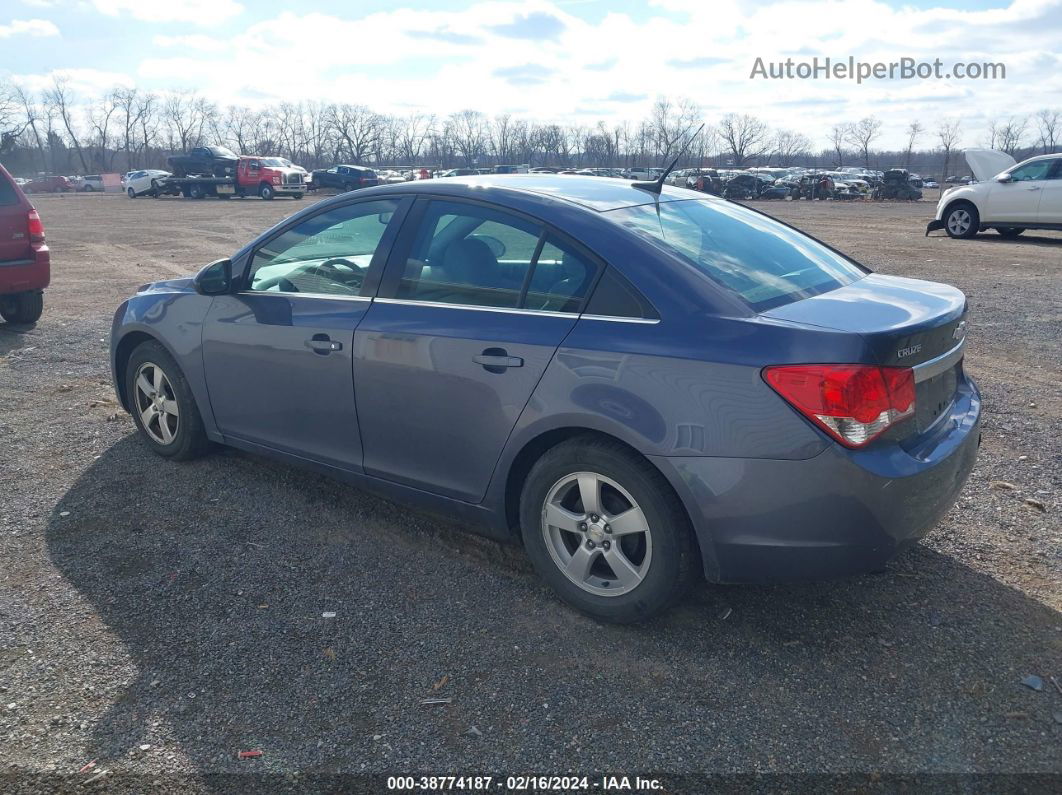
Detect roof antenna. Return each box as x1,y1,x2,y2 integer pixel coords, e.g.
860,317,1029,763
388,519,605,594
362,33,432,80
632,122,706,194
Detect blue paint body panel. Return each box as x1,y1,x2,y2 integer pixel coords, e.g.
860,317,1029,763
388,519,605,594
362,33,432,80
111,176,981,583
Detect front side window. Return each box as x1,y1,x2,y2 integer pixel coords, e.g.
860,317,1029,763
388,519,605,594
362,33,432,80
607,199,866,312
391,200,595,312
1008,160,1053,181
246,199,399,296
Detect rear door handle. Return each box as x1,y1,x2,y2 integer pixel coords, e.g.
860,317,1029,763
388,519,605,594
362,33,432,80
306,335,342,354
1027,186,1041,190
473,349,523,371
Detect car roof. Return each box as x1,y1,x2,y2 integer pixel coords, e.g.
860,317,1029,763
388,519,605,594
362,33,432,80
356,174,702,212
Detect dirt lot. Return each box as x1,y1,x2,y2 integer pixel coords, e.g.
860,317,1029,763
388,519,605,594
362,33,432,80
1,191,1060,789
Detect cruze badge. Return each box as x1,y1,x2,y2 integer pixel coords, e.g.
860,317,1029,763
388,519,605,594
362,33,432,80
897,344,922,359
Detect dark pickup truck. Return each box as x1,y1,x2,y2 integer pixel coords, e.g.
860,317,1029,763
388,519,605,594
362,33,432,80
311,165,379,192
166,145,239,178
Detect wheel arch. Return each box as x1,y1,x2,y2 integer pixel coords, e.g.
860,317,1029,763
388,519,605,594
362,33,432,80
113,329,160,411
941,196,980,225
498,426,709,575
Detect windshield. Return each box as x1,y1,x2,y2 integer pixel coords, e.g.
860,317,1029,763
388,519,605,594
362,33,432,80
260,158,286,167
607,199,866,312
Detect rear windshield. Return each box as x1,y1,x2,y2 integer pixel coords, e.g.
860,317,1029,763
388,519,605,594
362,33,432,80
608,199,866,311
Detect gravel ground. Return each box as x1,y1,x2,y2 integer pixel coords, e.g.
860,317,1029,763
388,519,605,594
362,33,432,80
1,191,1060,791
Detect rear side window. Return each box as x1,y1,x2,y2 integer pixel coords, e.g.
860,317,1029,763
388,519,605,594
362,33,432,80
585,268,658,319
390,200,596,312
607,199,866,312
0,174,19,206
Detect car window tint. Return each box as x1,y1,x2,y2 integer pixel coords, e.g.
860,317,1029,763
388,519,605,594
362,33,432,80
524,237,595,312
1010,160,1053,181
248,199,398,296
396,201,543,309
608,199,866,312
1046,159,1062,180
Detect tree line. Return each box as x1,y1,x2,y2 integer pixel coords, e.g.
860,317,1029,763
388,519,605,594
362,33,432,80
1,78,1059,179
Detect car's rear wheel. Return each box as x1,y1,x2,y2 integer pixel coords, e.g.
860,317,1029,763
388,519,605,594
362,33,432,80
520,436,697,623
125,341,209,461
0,291,44,324
188,184,205,200
944,202,979,239
127,187,136,198
996,227,1025,239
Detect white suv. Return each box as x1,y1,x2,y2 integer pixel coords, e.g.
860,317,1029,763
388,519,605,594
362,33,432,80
927,149,1062,239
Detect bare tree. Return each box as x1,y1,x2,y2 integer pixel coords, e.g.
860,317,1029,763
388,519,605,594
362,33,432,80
165,90,213,152
773,129,811,167
827,123,849,167
1034,109,1060,154
903,121,924,169
88,88,121,170
936,118,962,183
448,109,488,167
996,116,1028,155
12,85,46,168
46,77,89,172
330,104,380,163
718,113,771,167
844,117,882,169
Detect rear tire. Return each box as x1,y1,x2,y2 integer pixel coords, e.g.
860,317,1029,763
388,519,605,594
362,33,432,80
944,202,980,239
125,340,210,461
188,184,205,200
0,291,44,324
520,436,698,623
127,187,136,198
292,193,303,200
996,227,1025,239
259,184,274,200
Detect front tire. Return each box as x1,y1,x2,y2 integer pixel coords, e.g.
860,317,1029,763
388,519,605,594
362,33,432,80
0,291,44,324
944,202,980,239
188,183,205,200
259,184,274,200
520,436,697,623
127,187,136,198
125,341,209,461
996,227,1025,239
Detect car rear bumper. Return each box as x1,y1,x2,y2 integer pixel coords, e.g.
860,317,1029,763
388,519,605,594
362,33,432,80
0,248,51,294
651,375,981,583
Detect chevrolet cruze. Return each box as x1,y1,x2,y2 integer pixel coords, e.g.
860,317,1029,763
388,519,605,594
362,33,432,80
111,175,981,622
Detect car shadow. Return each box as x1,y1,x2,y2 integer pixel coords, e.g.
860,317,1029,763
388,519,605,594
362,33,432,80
971,232,1062,247
0,321,40,356
46,435,1062,781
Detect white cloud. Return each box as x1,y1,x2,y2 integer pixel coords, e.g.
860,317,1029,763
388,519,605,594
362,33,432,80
0,18,60,38
92,0,243,24
152,34,227,52
11,68,134,96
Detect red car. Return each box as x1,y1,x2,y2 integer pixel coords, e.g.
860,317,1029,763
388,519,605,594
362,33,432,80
23,175,74,193
0,164,50,323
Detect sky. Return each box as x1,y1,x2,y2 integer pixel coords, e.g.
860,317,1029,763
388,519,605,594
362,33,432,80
2,0,1061,149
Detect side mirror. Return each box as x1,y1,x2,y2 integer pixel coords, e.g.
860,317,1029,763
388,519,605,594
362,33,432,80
997,173,1013,183
194,258,233,295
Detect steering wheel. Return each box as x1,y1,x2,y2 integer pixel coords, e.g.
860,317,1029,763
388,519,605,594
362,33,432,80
303,257,366,288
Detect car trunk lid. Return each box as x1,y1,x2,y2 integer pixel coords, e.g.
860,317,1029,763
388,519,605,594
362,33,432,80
762,273,968,436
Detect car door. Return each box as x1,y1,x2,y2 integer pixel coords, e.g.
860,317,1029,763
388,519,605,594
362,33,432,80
201,197,411,470
983,159,1053,222
1037,158,1062,223
352,197,600,502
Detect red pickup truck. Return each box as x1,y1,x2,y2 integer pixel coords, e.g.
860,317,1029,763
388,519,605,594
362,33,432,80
153,155,306,200
0,164,49,324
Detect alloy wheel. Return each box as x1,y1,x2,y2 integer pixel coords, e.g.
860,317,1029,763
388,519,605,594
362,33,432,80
541,471,652,597
947,208,971,236
133,361,180,445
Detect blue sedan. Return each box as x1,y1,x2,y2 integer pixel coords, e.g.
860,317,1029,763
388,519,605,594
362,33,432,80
110,175,981,622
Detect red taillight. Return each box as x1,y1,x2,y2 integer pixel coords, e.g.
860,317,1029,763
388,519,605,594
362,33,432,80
27,209,45,245
764,364,915,448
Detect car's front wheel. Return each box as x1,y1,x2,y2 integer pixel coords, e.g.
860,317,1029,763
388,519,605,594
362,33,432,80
125,341,209,460
520,436,697,623
944,202,980,239
259,184,274,200
127,187,136,198
0,291,43,324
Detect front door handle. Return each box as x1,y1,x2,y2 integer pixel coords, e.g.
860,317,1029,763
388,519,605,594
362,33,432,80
306,334,342,355
1027,186,1041,191
473,348,523,372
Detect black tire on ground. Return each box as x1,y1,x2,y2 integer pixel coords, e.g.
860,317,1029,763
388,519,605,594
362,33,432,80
259,183,274,200
343,182,355,192
127,187,136,198
292,193,303,200
519,435,698,624
944,201,980,239
0,291,44,324
124,340,210,461
188,184,205,200
996,227,1025,239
